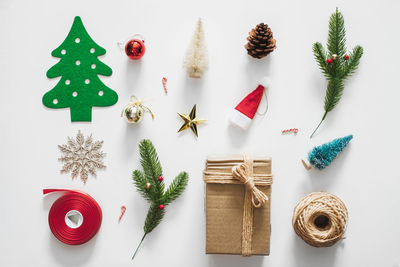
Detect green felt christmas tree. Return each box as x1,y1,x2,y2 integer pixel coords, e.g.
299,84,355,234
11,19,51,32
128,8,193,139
42,16,118,122
310,8,363,138
132,139,189,260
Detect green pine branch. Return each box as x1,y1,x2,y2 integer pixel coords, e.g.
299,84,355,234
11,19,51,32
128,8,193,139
327,8,346,58
131,139,189,260
139,140,165,195
132,170,157,202
324,78,345,113
342,45,363,79
310,8,363,138
143,204,165,234
162,172,189,205
312,42,329,79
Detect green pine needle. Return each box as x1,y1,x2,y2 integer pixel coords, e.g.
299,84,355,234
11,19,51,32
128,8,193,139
143,204,166,234
163,172,189,205
310,8,363,138
132,170,152,202
327,8,346,58
312,42,329,79
342,45,363,79
139,139,164,194
131,139,189,260
324,78,345,113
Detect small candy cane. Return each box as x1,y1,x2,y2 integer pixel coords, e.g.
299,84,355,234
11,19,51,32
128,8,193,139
118,205,126,223
162,77,168,94
282,128,298,134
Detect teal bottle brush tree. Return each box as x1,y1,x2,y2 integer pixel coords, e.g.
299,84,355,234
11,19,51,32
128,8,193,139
302,135,353,170
131,139,189,260
310,8,363,138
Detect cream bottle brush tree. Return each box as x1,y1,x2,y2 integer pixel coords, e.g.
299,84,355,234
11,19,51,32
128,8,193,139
184,18,208,78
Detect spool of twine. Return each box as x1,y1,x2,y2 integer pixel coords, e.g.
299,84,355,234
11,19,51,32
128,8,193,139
292,192,348,247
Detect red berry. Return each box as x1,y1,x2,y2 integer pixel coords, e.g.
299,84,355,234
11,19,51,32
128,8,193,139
344,54,349,60
158,176,163,182
326,58,333,64
159,204,165,210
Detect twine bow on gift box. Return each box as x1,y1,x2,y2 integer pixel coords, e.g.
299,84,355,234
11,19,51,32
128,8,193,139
203,155,273,256
232,162,268,208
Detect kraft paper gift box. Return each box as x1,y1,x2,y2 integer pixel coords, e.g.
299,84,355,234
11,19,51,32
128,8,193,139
203,155,273,256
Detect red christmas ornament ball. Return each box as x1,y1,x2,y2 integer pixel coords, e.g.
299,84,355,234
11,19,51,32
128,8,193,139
125,39,145,60
326,58,333,64
159,204,165,210
344,54,349,60
158,176,163,182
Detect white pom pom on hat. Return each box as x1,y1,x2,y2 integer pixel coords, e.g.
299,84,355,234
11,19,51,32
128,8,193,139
259,76,271,89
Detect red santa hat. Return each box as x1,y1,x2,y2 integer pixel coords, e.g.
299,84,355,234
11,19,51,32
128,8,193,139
229,77,271,130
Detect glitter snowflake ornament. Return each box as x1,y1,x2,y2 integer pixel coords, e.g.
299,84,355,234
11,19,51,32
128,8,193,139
58,131,106,183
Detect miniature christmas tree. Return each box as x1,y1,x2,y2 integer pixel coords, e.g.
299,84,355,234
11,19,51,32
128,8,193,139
302,135,353,170
310,8,363,138
132,139,188,260
183,18,208,78
42,16,118,122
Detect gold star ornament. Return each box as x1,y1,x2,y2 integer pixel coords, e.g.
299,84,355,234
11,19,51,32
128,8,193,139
177,104,207,137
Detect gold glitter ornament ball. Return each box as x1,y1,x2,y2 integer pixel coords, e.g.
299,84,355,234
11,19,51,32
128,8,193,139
123,104,144,124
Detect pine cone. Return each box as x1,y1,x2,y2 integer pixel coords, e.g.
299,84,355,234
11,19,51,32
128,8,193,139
245,23,276,59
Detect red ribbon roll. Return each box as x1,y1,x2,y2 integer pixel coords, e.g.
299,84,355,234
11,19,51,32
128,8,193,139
43,189,102,245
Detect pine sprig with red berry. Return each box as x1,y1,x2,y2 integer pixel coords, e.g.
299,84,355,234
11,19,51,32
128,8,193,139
132,139,189,260
311,8,363,138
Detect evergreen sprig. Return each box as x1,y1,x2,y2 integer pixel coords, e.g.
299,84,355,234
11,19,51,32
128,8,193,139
310,8,363,138
131,139,189,260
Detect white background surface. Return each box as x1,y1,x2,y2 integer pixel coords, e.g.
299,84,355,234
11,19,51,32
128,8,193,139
0,0,399,266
